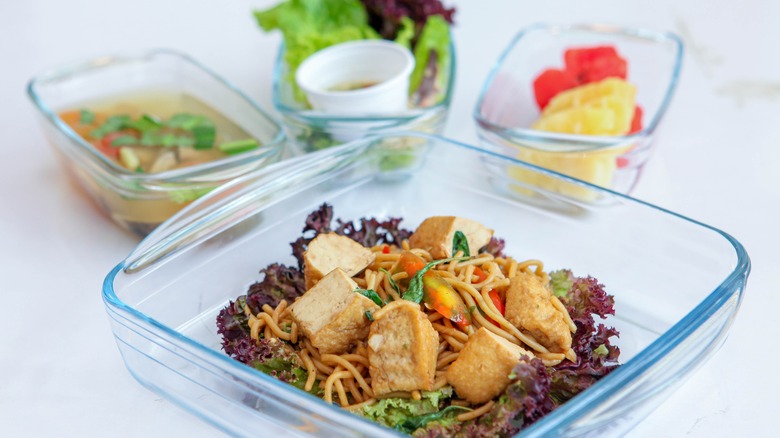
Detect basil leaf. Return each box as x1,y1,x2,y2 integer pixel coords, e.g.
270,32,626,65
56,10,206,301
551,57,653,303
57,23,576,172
395,405,471,434
402,256,468,303
355,288,384,307
452,230,470,257
378,268,400,299
79,109,95,124
365,311,374,322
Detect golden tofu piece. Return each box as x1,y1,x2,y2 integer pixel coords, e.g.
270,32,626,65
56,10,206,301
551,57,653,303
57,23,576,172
446,328,533,404
304,233,375,289
290,269,379,354
367,301,438,396
409,216,494,259
505,272,572,354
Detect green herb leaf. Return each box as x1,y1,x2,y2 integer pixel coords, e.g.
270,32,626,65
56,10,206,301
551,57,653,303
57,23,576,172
79,109,95,124
395,405,471,434
110,134,138,147
90,115,130,139
452,230,470,257
379,268,400,299
355,288,384,307
126,114,162,132
166,113,201,129
365,311,374,322
402,256,468,303
139,132,194,148
219,138,260,155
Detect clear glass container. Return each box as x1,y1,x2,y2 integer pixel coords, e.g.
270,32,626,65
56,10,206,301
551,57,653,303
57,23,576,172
273,39,455,156
103,133,749,437
474,24,684,203
28,49,286,236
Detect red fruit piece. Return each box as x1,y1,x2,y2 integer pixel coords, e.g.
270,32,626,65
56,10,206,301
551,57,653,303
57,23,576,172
565,46,627,84
628,105,643,134
532,68,578,109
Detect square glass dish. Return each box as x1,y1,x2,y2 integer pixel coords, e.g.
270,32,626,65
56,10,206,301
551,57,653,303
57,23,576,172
273,39,455,156
28,49,286,236
103,133,749,437
474,24,683,203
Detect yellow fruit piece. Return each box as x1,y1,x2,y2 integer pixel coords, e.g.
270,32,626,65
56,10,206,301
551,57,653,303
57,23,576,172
508,146,626,201
542,77,636,117
535,78,636,136
512,77,638,200
531,105,618,136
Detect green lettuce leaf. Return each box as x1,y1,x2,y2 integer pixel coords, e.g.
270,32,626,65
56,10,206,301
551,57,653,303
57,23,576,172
394,16,415,49
409,15,451,102
549,269,574,298
254,0,380,102
359,387,453,428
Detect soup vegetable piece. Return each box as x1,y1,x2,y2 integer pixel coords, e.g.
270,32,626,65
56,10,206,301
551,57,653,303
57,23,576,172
216,204,620,436
58,93,262,173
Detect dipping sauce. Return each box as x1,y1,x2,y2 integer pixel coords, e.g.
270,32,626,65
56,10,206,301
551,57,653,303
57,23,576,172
328,81,379,92
59,92,262,173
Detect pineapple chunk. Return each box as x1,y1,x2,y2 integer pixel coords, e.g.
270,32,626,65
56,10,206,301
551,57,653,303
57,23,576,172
542,77,636,116
515,77,638,200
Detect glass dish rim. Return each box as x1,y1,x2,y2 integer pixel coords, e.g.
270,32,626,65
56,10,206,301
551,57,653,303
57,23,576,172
102,133,749,436
473,22,684,151
271,35,457,124
27,48,287,184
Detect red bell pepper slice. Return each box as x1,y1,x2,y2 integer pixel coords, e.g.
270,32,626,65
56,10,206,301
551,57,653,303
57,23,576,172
396,251,471,329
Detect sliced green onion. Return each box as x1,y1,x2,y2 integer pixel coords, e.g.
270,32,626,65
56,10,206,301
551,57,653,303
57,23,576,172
79,109,95,124
192,124,216,149
218,138,260,155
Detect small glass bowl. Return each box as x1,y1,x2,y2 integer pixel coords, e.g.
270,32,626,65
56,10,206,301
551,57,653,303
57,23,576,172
272,39,455,155
474,23,683,202
103,133,749,437
27,49,286,236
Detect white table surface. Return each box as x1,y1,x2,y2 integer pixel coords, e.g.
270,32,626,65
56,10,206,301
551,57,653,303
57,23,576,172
1,0,777,436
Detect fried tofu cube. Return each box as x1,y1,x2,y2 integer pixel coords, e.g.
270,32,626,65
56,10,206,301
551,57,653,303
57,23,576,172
367,301,438,396
504,272,572,354
303,233,375,289
446,328,533,404
409,216,494,259
290,268,379,354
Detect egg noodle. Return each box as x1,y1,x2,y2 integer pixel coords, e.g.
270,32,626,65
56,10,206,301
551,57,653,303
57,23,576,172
243,239,578,419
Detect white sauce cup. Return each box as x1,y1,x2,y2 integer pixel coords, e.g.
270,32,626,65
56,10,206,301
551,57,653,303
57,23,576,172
295,40,415,114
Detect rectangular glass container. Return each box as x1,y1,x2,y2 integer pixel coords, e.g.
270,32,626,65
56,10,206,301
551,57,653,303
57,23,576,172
103,133,749,437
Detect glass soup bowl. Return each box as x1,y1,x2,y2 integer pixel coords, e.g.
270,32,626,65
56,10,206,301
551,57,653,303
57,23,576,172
28,50,286,236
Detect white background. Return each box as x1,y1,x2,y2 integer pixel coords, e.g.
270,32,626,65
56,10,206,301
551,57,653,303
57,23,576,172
1,0,777,436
